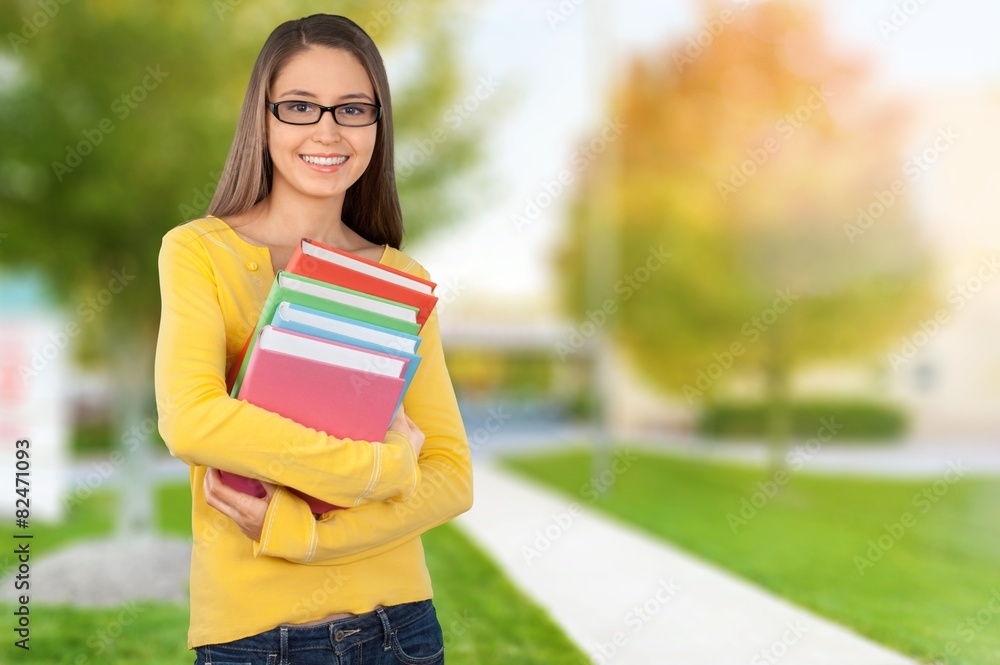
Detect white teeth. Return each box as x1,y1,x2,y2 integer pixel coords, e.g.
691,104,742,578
301,155,347,166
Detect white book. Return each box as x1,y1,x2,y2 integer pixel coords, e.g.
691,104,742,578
259,325,405,378
303,239,434,294
278,272,418,325
275,302,420,355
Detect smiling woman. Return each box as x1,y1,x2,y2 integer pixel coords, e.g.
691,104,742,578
263,48,380,208
153,14,472,665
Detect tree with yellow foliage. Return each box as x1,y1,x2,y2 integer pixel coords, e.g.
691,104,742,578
556,0,934,447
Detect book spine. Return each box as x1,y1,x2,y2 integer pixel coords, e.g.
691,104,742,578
230,282,285,397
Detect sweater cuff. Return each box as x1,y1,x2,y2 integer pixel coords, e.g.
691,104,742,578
252,486,317,562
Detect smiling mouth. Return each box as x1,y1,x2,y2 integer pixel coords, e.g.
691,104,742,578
300,155,348,166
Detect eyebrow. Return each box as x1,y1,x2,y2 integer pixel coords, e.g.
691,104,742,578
277,89,376,103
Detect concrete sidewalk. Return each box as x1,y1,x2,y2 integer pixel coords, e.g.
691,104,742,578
454,459,918,665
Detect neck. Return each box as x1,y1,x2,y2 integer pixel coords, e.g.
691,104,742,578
253,181,358,250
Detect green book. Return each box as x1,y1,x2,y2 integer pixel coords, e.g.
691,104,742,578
229,270,420,397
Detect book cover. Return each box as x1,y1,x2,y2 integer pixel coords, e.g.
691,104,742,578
270,302,423,418
228,271,420,397
219,325,407,514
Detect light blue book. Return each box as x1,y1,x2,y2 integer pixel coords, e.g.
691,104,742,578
270,302,423,419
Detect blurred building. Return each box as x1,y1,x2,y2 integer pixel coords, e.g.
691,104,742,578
884,87,1000,439
440,79,1000,445
0,271,71,521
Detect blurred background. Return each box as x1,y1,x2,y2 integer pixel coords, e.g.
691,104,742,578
1,0,998,663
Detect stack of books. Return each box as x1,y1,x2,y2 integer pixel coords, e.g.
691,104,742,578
218,238,438,513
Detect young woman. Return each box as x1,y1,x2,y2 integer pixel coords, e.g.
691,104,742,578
154,14,473,665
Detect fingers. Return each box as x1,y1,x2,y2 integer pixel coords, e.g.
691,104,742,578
260,480,279,501
205,467,254,509
204,468,271,541
203,468,242,523
392,406,408,429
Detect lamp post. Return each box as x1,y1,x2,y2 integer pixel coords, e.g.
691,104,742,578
585,0,620,483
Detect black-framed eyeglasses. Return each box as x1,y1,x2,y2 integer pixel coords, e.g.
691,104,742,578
266,100,382,127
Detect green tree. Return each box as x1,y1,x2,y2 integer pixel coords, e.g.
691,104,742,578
0,1,488,529
556,0,934,455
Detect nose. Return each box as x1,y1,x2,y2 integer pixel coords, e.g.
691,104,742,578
312,109,341,143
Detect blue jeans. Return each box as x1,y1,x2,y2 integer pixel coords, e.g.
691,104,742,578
193,600,444,665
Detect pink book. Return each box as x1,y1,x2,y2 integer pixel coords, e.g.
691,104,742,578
219,325,408,514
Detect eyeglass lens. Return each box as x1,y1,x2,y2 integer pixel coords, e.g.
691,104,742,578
274,101,378,126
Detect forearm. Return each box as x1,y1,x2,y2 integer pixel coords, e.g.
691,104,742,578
154,227,419,507
252,297,472,562
253,449,473,564
158,386,419,507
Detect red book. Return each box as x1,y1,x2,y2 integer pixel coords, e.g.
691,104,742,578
219,325,408,514
286,238,438,328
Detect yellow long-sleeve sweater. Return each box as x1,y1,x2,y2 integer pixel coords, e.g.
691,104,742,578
153,215,473,649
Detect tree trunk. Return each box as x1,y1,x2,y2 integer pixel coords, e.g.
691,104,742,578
763,330,791,474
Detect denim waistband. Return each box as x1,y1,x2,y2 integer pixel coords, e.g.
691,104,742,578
201,599,434,657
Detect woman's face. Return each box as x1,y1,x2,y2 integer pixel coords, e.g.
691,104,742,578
266,46,378,204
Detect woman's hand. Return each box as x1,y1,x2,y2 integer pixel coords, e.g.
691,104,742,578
390,405,425,458
203,467,278,542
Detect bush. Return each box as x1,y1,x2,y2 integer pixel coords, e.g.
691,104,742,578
71,420,115,455
698,399,907,441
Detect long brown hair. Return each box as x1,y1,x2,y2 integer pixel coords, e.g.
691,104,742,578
207,14,403,248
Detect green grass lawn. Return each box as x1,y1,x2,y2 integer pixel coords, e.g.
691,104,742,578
502,446,1000,665
0,481,588,664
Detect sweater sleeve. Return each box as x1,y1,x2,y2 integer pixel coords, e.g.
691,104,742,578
251,274,474,564
153,227,419,508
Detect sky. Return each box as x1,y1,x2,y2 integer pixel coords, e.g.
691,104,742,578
396,0,1000,312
